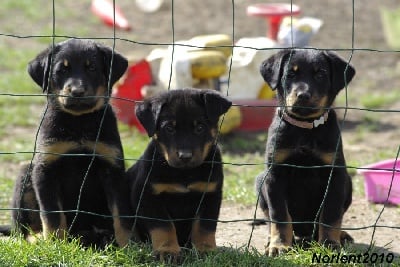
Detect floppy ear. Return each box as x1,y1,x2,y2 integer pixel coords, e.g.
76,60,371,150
27,46,55,92
259,49,291,90
135,97,164,137
201,90,232,123
97,44,128,88
324,51,356,92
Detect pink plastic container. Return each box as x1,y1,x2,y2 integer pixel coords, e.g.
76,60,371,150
358,159,400,205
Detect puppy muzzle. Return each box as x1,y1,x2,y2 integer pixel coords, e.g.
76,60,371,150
58,85,100,112
167,149,203,169
287,85,324,118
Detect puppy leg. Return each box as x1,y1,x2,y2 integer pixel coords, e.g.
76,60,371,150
191,195,220,252
41,201,67,240
33,168,67,240
191,219,216,252
318,214,342,250
11,164,42,238
190,187,221,252
257,172,293,256
268,209,293,257
255,172,272,247
103,174,134,247
149,224,181,263
318,172,347,249
266,181,293,256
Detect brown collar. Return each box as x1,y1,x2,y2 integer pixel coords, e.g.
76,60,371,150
281,109,329,129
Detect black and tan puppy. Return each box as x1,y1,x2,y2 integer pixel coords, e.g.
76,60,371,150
255,49,355,256
127,88,231,261
11,39,133,247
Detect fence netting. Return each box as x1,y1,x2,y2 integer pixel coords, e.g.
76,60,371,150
0,0,400,256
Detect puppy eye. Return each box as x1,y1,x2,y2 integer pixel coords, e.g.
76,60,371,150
286,70,296,78
57,66,68,74
194,123,206,134
164,124,176,134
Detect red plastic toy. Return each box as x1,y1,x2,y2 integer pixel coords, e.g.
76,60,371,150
91,0,131,31
111,59,152,132
234,99,277,132
247,3,300,40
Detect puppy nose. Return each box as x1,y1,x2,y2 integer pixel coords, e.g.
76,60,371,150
71,87,85,97
297,91,311,101
178,150,192,162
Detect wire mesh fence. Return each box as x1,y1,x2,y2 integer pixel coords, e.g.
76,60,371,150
0,0,400,259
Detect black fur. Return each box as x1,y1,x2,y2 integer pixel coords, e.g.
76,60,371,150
256,49,355,256
9,39,133,248
127,88,231,262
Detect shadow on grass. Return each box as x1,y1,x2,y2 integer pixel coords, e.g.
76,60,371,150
344,242,400,264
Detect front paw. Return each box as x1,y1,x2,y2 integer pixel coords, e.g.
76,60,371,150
153,247,181,264
149,227,181,263
340,230,354,245
266,244,290,257
320,239,341,251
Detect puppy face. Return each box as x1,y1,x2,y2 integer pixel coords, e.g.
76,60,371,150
260,49,355,119
28,39,128,116
136,89,231,169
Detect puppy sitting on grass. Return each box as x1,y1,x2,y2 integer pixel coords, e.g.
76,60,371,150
255,49,355,256
9,39,133,247
127,88,231,262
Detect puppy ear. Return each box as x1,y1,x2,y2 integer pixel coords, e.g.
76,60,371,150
259,49,291,90
27,46,55,92
324,51,356,92
135,97,164,137
97,44,128,88
201,90,232,123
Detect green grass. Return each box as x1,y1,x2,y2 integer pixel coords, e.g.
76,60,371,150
360,91,400,109
0,237,277,267
1,237,398,266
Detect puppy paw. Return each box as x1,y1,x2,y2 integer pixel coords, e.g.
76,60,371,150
266,244,290,257
194,242,217,253
153,248,181,264
340,230,354,245
26,232,43,243
320,239,341,251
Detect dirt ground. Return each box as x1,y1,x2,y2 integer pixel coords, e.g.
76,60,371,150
2,0,400,257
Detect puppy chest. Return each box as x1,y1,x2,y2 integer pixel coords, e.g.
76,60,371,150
38,140,122,167
150,180,220,195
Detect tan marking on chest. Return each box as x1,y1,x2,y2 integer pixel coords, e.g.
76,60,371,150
151,183,190,195
272,149,292,164
187,181,218,192
319,152,336,165
83,141,121,165
40,141,79,163
151,181,218,195
40,140,120,166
